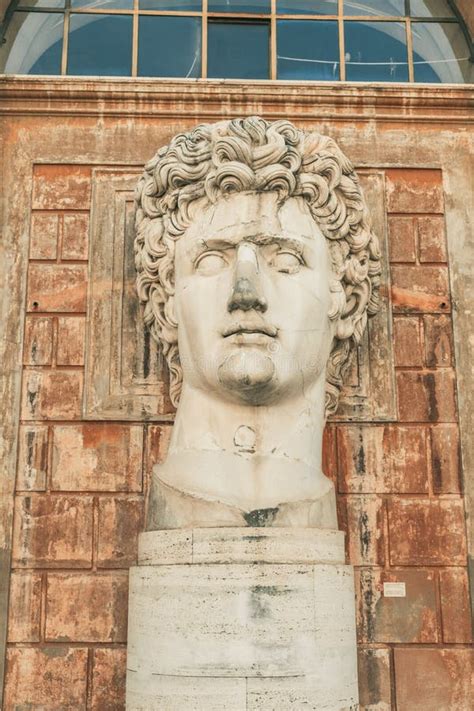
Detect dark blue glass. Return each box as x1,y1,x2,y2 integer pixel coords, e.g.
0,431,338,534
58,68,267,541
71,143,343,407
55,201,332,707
344,0,405,15
277,1,337,14
0,12,63,74
412,22,473,83
277,20,339,80
68,14,132,76
138,16,201,77
208,21,269,78
410,0,455,17
345,21,409,82
208,1,270,12
139,0,201,9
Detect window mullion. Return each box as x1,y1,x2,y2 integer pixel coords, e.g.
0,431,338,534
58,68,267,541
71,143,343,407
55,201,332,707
61,0,70,75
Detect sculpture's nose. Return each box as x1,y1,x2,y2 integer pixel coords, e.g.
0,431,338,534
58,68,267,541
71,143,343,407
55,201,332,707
227,243,268,313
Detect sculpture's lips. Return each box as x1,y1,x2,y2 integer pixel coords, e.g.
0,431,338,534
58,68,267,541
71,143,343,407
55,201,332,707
222,323,277,338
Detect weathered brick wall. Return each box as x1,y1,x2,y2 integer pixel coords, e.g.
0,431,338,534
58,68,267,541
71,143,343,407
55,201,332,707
3,161,473,709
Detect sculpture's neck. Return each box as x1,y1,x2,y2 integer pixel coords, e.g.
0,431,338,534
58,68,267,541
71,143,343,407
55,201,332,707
157,375,332,512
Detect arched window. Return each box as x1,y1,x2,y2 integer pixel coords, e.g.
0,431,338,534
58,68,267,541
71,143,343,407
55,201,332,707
0,0,472,83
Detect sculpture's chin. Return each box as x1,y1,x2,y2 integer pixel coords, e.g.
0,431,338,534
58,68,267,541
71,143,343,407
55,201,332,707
218,351,276,401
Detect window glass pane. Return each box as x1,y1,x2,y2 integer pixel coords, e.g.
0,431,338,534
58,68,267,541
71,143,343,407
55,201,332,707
412,22,473,83
208,21,269,78
138,16,201,77
139,0,201,9
345,21,408,81
344,0,405,15
71,0,133,7
410,0,455,17
277,20,339,80
0,12,63,74
68,14,132,75
277,0,338,14
208,1,270,12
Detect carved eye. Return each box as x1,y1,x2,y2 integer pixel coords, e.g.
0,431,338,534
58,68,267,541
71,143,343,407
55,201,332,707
194,251,228,274
271,251,303,274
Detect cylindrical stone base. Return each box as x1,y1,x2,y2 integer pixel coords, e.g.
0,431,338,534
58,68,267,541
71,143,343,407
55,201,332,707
126,528,359,710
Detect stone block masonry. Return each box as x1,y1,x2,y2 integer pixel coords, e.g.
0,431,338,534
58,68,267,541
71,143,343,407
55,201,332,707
3,149,472,709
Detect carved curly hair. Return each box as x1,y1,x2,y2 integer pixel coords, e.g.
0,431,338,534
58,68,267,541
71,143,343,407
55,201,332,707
134,116,381,416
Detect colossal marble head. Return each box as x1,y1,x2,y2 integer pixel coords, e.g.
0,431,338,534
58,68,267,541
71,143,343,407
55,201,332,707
135,117,380,416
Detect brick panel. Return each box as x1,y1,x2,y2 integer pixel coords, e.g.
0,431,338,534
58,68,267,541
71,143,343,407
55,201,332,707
391,265,450,314
337,425,428,494
388,216,416,263
90,648,127,711
30,212,59,260
32,164,91,210
45,573,128,642
357,648,392,711
393,316,423,367
394,649,474,711
7,572,42,643
439,569,473,644
424,314,454,367
356,568,438,644
385,169,444,214
12,495,93,568
431,425,461,494
23,316,54,366
27,263,88,313
57,316,86,366
97,497,144,568
388,499,467,566
4,647,88,709
16,425,49,491
51,424,143,492
417,216,447,263
62,213,89,260
22,369,83,420
397,370,457,423
338,494,385,566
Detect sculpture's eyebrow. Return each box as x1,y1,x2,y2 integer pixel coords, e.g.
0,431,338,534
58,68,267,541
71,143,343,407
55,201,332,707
188,233,311,261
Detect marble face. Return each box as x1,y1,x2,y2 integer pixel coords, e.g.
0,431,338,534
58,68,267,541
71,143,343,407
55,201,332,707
174,191,335,406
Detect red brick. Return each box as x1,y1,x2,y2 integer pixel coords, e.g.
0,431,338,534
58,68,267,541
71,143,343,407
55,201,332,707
385,168,444,214
22,369,83,420
388,498,467,565
23,315,54,365
7,572,42,642
358,648,392,711
356,569,438,644
394,648,474,711
338,495,384,566
57,316,85,365
4,647,88,709
90,648,126,711
30,212,59,260
51,424,143,491
12,495,93,568
417,215,447,262
32,164,91,210
337,425,428,494
27,263,87,312
391,265,450,314
393,316,423,367
322,424,337,486
46,573,128,642
62,213,89,260
424,314,453,367
97,497,143,568
439,569,473,643
388,216,416,262
397,370,456,422
431,425,461,494
16,425,49,491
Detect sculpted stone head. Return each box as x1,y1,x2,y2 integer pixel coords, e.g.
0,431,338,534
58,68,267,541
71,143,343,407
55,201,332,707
135,117,380,417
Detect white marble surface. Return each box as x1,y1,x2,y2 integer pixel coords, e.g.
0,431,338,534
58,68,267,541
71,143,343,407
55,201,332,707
127,529,359,710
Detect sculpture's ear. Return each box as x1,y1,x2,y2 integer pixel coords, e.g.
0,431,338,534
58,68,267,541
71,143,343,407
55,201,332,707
332,267,371,344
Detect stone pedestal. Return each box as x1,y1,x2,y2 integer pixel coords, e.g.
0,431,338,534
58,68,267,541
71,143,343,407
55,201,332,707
126,528,359,710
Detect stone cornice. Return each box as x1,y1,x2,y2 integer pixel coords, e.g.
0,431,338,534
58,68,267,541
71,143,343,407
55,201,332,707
0,76,473,123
